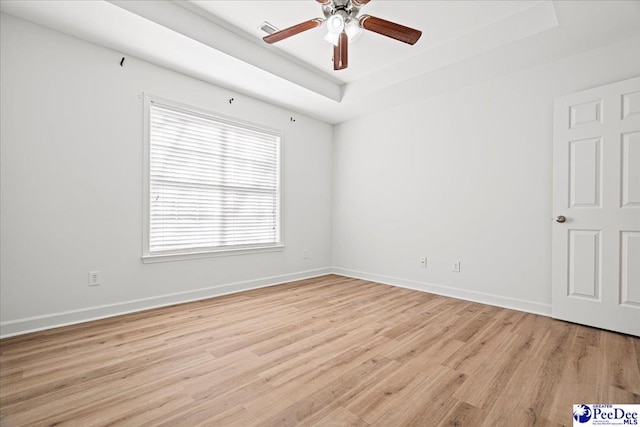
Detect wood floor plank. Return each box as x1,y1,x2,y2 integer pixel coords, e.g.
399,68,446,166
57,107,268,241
452,330,533,412
307,406,369,427
367,366,467,426
436,400,486,427
1,274,638,426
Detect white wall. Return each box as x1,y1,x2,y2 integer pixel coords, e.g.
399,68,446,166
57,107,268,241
0,14,333,336
2,10,639,338
333,36,640,314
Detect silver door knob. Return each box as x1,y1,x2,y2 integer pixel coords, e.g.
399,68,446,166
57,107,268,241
554,215,566,223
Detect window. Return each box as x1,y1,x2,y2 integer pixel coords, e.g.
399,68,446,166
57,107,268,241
143,95,282,262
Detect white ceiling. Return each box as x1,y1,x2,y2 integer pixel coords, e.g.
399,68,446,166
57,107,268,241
1,1,639,124
191,0,544,83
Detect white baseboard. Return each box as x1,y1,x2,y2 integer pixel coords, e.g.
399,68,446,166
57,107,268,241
1,266,552,339
0,267,332,339
332,267,552,317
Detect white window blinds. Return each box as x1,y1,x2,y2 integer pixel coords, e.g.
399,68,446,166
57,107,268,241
148,100,281,255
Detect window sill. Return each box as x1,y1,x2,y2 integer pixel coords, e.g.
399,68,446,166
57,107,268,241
142,244,285,264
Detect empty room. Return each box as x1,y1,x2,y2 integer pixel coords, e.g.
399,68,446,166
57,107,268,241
1,0,639,426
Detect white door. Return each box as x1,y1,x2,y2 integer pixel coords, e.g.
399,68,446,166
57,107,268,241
552,76,640,337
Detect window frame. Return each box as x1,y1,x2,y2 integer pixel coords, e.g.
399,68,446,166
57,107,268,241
142,93,284,263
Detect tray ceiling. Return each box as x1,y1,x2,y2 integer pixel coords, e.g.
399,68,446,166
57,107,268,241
1,1,639,124
191,0,544,83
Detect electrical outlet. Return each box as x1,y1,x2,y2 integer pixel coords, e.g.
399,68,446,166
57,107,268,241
88,271,101,286
452,261,461,273
420,257,427,268
303,249,309,259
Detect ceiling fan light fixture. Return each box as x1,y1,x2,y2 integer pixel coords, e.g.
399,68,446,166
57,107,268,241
326,14,345,34
323,32,340,46
324,14,345,45
345,20,362,43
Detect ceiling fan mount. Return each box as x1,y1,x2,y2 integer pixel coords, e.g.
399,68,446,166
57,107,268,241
263,0,422,71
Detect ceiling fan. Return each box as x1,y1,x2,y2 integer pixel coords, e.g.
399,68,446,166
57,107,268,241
262,0,422,71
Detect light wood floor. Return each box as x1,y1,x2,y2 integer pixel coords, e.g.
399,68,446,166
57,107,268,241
1,275,638,426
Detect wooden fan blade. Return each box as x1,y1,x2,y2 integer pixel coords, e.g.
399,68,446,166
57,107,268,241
315,0,332,4
352,0,371,6
333,31,348,70
263,18,323,44
358,15,422,45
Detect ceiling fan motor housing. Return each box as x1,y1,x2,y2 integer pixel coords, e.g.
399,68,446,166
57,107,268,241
321,0,365,23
